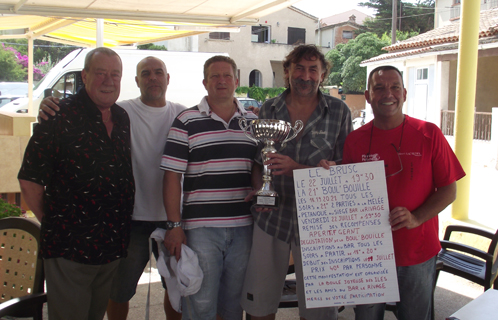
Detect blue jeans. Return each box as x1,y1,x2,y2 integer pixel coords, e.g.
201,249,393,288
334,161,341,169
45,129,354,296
354,256,437,320
182,226,253,320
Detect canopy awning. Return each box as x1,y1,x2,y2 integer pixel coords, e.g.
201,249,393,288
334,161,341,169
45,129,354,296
0,0,299,114
0,16,241,47
0,0,300,46
0,0,299,25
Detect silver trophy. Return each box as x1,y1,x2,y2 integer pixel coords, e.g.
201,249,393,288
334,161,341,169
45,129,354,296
239,119,304,208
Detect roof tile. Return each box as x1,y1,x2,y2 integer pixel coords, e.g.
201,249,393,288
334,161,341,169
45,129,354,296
384,7,498,52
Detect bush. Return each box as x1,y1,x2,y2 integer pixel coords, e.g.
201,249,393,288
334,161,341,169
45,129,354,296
235,86,286,104
0,199,23,219
0,46,27,81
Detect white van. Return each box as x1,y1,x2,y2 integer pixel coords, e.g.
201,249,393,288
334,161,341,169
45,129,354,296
1,48,227,114
0,82,31,108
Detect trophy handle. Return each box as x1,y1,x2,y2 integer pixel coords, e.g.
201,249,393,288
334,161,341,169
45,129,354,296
238,118,258,143
282,120,304,144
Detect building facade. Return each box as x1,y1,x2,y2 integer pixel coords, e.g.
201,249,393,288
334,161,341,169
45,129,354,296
361,5,498,135
163,6,318,88
316,9,371,53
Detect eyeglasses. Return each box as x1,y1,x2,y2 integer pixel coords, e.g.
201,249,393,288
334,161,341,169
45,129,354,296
386,143,403,178
366,118,405,178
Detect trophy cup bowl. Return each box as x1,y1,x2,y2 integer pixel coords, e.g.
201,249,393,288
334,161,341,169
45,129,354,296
239,118,303,208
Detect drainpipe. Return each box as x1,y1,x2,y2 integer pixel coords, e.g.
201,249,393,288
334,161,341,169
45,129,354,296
452,0,481,220
27,36,34,115
391,0,397,44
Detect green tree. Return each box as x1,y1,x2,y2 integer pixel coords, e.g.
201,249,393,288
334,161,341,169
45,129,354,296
325,32,389,93
137,43,167,50
380,29,419,42
0,46,27,81
359,0,435,37
3,39,79,65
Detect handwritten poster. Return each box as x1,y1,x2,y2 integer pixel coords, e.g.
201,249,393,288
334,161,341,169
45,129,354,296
294,161,399,308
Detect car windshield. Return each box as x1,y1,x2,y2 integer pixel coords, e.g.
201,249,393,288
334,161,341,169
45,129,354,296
240,99,258,108
0,83,29,96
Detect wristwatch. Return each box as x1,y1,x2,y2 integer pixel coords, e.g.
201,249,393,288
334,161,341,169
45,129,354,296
166,220,182,230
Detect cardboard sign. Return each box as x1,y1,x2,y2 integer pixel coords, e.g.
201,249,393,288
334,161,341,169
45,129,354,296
294,161,399,308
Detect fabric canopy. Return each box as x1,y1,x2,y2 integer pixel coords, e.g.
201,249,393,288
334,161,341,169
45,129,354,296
0,16,238,47
0,0,299,114
0,0,300,47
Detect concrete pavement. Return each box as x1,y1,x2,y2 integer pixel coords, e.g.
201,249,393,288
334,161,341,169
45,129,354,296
27,138,498,319
103,257,485,320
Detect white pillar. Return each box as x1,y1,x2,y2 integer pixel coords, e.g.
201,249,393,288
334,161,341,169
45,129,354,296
96,19,104,47
27,37,34,115
492,107,498,170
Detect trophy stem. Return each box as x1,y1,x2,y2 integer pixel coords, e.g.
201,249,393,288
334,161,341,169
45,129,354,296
254,141,279,207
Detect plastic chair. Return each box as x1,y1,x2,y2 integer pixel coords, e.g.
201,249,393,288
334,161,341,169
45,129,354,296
438,225,498,291
0,217,46,319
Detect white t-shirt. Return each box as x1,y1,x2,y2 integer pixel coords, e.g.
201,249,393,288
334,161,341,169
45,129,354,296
119,97,186,221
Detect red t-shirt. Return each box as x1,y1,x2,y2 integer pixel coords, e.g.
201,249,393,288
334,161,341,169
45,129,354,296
343,115,465,266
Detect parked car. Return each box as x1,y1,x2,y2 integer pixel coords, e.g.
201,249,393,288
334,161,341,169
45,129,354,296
352,109,367,130
237,97,260,110
0,82,29,109
1,49,227,114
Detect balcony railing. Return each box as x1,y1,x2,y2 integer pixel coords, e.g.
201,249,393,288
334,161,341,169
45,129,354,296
440,110,492,141
450,1,498,20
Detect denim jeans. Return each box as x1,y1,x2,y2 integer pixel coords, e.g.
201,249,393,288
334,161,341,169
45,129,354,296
182,225,253,320
354,256,437,320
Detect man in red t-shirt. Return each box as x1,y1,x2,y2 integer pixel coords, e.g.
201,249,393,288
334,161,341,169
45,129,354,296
321,65,465,320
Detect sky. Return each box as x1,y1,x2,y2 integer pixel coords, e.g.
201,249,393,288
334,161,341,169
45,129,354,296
293,0,421,19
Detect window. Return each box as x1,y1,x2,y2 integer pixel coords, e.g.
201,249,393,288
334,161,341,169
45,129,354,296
251,26,270,43
209,32,230,40
52,73,77,99
342,30,353,39
287,27,305,45
417,68,428,80
249,70,262,87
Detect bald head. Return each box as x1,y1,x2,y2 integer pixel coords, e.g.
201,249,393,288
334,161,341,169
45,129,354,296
135,56,169,108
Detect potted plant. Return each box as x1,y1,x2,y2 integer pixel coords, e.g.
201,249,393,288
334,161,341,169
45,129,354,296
0,198,24,219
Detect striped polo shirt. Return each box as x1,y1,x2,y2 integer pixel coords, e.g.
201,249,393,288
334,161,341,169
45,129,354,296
160,96,258,229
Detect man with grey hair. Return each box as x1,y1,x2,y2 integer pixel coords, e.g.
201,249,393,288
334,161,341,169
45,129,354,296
19,47,135,320
39,55,185,320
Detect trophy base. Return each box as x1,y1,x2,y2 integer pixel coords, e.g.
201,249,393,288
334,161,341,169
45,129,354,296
253,195,279,208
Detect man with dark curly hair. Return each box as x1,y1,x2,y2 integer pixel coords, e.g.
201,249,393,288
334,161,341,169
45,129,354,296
241,45,352,320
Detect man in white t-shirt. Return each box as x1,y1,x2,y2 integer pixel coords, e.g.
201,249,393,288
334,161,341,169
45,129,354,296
39,56,185,320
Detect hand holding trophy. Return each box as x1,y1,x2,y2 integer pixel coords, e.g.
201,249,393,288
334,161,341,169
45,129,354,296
239,118,303,208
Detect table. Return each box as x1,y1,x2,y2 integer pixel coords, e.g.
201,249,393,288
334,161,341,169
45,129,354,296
448,289,498,320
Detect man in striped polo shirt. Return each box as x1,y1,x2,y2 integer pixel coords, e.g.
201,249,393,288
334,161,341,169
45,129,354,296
160,55,258,320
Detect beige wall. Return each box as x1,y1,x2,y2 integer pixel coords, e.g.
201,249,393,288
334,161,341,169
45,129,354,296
329,87,366,118
171,7,318,88
445,56,498,113
0,112,35,195
0,135,30,193
476,55,498,113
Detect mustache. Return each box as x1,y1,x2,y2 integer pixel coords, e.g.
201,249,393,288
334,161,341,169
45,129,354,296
293,78,316,86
